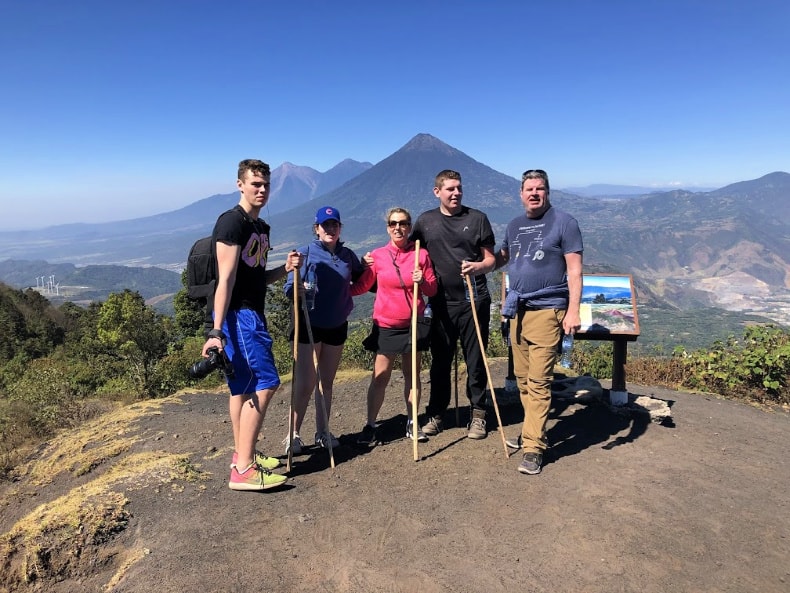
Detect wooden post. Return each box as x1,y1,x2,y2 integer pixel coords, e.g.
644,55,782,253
610,338,629,405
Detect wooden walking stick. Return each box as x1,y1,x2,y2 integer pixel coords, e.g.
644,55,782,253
301,296,336,469
286,267,300,473
410,240,421,462
465,273,509,459
454,346,460,427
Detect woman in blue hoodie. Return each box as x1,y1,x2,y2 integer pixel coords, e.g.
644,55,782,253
282,206,372,454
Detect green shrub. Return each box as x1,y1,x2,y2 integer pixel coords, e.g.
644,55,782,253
6,358,83,436
150,338,211,396
487,324,509,359
679,324,789,404
272,335,294,377
342,322,375,371
573,341,614,378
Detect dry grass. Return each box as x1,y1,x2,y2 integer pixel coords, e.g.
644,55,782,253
0,394,209,591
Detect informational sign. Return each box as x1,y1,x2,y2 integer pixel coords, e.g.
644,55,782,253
579,274,639,336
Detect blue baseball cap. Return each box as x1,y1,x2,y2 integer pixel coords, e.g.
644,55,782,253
315,206,341,224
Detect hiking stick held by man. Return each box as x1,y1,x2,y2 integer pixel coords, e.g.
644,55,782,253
465,274,509,459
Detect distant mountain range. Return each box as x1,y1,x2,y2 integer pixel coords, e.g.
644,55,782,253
561,183,716,197
0,133,788,325
0,158,372,269
268,159,373,214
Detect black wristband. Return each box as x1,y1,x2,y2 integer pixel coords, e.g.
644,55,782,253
207,329,226,343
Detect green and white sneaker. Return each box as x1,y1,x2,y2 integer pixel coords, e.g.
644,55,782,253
232,451,281,471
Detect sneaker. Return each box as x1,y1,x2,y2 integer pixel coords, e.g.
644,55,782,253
314,431,340,448
421,415,443,436
231,451,281,471
467,412,487,440
518,452,543,475
229,462,288,491
356,424,379,446
282,433,304,455
505,435,523,450
406,421,429,443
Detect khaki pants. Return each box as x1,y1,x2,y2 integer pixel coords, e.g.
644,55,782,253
510,308,564,453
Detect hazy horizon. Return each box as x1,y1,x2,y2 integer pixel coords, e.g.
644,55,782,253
2,1,788,229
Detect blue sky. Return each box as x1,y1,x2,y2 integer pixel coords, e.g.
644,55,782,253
1,0,788,230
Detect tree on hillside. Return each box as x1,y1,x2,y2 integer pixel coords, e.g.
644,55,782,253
0,284,65,365
173,270,206,338
266,278,291,339
96,289,172,397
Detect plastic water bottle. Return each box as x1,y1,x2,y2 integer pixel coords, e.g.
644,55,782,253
303,267,317,310
559,333,574,369
423,304,432,319
463,261,479,301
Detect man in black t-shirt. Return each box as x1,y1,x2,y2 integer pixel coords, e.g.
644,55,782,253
200,159,302,491
410,170,496,440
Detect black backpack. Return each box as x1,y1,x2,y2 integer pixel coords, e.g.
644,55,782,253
186,235,217,301
186,234,217,335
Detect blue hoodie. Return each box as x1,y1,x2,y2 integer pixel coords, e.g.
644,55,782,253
283,239,368,329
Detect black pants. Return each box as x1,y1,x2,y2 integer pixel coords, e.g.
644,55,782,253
426,298,490,417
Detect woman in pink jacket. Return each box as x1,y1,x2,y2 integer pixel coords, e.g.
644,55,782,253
355,207,438,446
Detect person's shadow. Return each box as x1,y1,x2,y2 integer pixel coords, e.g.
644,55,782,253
543,395,648,467
495,381,657,468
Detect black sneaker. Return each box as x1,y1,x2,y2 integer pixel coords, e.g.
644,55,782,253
518,452,543,475
356,424,379,446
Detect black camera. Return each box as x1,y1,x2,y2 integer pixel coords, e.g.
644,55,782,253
189,346,235,380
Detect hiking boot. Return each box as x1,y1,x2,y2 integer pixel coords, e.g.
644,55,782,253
505,435,523,450
467,410,487,440
518,452,543,475
229,462,288,491
231,451,281,471
315,431,340,449
356,424,379,446
421,415,443,436
406,420,429,443
282,433,304,455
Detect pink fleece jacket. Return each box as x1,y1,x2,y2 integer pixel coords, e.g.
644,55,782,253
355,241,438,329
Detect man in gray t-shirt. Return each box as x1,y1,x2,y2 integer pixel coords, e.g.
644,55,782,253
495,169,583,476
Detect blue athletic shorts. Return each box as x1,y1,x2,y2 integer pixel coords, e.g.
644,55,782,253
219,308,280,395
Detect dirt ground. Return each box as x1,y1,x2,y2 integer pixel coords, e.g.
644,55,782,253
1,357,789,593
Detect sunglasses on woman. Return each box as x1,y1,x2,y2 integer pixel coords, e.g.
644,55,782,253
388,219,411,228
